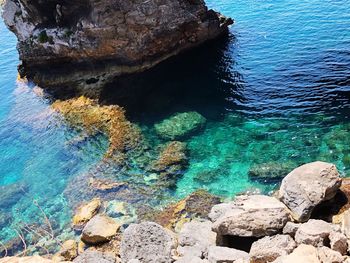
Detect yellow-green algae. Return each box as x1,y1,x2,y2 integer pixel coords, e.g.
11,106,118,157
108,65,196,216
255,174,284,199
52,96,143,158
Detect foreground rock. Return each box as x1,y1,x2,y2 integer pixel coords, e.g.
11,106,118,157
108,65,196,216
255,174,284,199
273,244,345,263
81,215,120,245
294,219,333,247
177,220,216,259
0,256,54,263
55,239,78,261
209,195,290,237
155,112,206,140
3,0,232,92
120,222,176,263
273,244,319,263
249,235,296,263
207,246,249,263
73,250,116,263
279,161,341,222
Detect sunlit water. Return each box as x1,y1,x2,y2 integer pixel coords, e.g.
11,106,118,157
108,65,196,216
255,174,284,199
0,0,350,254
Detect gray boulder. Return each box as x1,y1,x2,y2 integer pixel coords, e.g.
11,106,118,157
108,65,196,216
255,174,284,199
294,219,333,247
272,244,320,263
282,222,300,237
317,246,345,263
249,235,296,263
73,250,116,263
207,246,249,263
120,222,176,263
209,195,290,237
178,220,216,258
175,257,209,263
329,231,348,255
278,161,341,222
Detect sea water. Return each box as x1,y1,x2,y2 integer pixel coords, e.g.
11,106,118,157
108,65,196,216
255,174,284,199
0,0,350,252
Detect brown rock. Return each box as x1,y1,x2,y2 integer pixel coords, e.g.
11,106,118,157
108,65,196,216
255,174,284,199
141,190,221,231
57,239,78,261
81,214,120,244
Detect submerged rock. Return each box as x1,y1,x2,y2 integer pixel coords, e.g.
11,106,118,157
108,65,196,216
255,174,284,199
2,0,232,92
72,198,101,229
154,112,206,140
142,190,221,231
52,96,143,157
248,162,296,182
209,195,290,237
278,161,341,222
150,141,188,186
81,215,120,245
120,222,176,263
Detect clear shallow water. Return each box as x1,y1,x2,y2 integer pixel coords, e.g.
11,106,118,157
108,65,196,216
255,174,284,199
0,0,350,254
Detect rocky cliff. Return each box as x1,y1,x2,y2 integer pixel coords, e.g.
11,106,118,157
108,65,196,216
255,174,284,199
2,0,232,94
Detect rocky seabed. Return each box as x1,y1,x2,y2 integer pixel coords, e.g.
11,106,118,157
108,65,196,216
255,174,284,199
3,161,350,263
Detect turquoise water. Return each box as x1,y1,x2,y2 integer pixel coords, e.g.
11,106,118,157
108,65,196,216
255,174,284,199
1,0,350,255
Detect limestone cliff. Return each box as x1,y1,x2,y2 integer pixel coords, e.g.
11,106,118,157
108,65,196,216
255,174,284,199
2,0,232,94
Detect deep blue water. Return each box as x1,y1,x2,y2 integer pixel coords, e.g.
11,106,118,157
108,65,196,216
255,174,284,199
1,0,350,254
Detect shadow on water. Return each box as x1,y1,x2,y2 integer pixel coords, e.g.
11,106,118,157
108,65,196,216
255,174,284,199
97,33,245,123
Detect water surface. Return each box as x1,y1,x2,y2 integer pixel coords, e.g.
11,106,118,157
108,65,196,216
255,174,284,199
0,0,350,254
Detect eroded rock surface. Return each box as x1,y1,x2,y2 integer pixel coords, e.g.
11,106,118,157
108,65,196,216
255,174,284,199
209,195,290,237
278,161,341,222
249,235,296,263
2,0,232,93
120,222,176,263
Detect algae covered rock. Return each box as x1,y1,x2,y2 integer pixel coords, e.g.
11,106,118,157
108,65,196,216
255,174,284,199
154,112,206,140
120,222,176,263
56,239,78,261
81,215,120,245
150,141,188,186
278,161,342,222
72,198,101,229
52,96,143,157
142,190,221,231
248,162,296,182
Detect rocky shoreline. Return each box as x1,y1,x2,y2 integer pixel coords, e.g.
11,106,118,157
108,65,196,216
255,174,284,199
2,0,232,95
2,161,350,263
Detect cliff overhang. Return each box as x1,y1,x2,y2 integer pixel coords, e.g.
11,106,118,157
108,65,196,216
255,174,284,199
2,0,232,94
